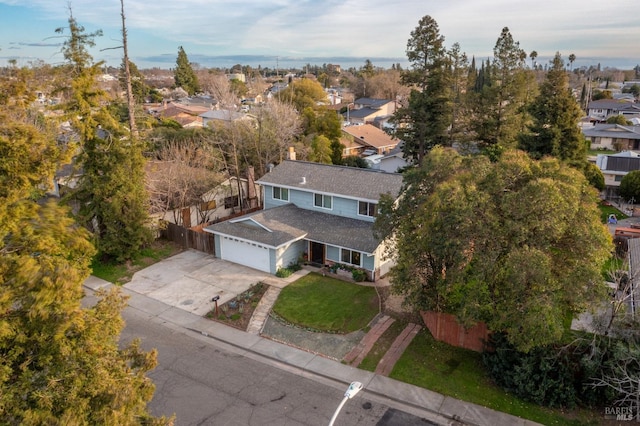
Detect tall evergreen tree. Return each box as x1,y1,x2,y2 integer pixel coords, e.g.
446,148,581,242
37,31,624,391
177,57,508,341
472,27,530,151
392,15,452,164
61,13,152,261
448,42,471,146
174,46,200,95
520,52,586,162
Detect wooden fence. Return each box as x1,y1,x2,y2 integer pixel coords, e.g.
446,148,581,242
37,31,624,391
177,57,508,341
162,222,215,255
421,311,489,352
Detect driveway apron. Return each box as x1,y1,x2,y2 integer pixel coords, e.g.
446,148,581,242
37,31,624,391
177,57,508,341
124,249,269,316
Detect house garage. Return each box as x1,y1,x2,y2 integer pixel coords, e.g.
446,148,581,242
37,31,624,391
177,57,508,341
219,236,271,273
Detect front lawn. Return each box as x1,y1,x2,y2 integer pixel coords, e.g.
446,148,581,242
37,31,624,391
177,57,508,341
272,272,379,333
90,239,182,284
391,329,599,425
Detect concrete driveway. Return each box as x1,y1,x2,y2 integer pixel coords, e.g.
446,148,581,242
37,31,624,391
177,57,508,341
124,249,269,316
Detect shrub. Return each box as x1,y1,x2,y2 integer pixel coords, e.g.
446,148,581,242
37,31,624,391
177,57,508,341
352,269,366,282
483,333,583,408
276,268,293,278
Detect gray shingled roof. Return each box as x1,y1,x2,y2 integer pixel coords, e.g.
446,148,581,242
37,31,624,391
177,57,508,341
583,124,640,139
588,100,640,111
256,160,403,202
204,204,381,254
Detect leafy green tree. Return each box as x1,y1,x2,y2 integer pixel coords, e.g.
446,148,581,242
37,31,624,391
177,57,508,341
583,162,605,191
392,15,451,164
622,83,640,98
376,147,612,351
60,13,152,261
302,106,344,165
174,46,200,95
619,170,640,203
568,53,576,71
342,155,370,168
606,115,632,125
229,78,248,98
309,134,332,164
520,52,586,162
592,90,613,100
279,78,327,111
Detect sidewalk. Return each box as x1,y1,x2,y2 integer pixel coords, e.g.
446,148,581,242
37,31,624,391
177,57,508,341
83,276,540,426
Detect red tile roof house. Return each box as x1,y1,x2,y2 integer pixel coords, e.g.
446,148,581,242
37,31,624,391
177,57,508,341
204,160,403,281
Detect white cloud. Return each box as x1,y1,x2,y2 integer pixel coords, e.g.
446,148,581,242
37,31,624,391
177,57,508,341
1,0,638,69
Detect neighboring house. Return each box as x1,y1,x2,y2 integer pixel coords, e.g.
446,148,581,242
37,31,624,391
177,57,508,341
596,151,640,199
200,109,249,127
341,124,400,156
364,144,410,173
586,99,640,122
204,160,404,280
158,102,209,128
226,73,246,83
583,124,640,150
344,98,396,124
156,175,261,228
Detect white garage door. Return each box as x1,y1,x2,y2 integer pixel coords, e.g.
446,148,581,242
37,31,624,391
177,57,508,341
220,237,271,273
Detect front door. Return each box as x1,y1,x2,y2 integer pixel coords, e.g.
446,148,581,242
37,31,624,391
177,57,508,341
310,241,325,266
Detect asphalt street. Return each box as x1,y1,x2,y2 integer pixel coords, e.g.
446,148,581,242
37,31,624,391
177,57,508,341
120,305,439,426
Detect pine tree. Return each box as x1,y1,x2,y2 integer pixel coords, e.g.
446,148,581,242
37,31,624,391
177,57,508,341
472,27,531,151
174,46,200,95
520,52,586,162
392,15,452,164
61,12,152,262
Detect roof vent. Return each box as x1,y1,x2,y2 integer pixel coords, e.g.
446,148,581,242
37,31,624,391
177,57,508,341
300,176,306,184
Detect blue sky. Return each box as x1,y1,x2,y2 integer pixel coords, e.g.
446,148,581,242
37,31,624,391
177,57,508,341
1,0,638,70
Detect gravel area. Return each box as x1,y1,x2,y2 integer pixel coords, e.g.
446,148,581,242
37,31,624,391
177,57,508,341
261,316,366,361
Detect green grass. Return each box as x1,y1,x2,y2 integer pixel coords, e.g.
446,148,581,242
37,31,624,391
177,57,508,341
598,203,627,223
390,329,598,425
272,272,378,333
90,239,181,284
587,148,615,156
358,319,406,371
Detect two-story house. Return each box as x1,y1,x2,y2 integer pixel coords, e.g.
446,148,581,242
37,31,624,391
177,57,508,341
204,160,403,281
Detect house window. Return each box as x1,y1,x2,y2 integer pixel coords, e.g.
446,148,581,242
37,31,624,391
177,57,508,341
199,200,217,211
273,186,289,201
224,195,239,209
358,201,377,217
615,175,624,182
341,249,361,266
314,193,332,209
